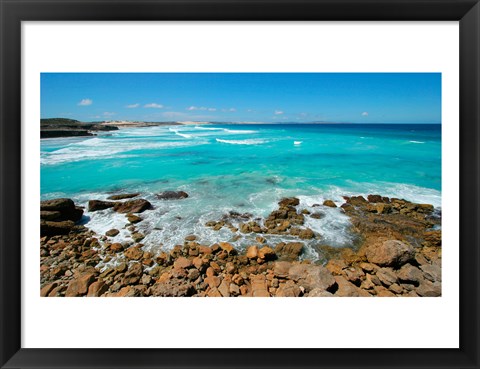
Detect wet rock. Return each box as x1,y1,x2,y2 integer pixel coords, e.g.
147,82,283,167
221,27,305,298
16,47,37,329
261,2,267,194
65,273,96,297
114,199,151,213
367,194,384,203
126,214,143,224
298,228,315,240
107,193,140,200
278,197,300,208
156,191,189,200
365,240,415,267
123,263,143,285
40,211,61,221
131,232,145,242
185,235,197,241
41,220,75,236
105,229,119,237
124,246,143,260
274,242,303,261
40,198,83,221
109,243,124,253
345,196,368,207
88,200,116,212
323,200,337,208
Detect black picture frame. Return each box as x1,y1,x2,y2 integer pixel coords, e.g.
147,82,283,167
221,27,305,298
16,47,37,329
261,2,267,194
1,0,479,368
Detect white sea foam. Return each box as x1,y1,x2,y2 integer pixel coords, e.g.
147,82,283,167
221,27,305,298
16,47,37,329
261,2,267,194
222,129,258,134
216,138,267,145
194,126,223,131
41,138,207,165
409,140,425,144
294,141,302,145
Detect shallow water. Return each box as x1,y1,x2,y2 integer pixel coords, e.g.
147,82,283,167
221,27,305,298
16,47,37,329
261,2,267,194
41,123,441,257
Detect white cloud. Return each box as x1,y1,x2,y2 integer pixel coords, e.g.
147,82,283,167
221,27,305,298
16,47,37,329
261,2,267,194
78,98,93,106
229,108,236,112
274,110,284,115
188,106,217,111
144,103,164,109
362,111,369,116
126,103,140,108
103,112,116,116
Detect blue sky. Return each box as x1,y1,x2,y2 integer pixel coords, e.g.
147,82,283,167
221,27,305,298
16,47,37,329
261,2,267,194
41,73,441,123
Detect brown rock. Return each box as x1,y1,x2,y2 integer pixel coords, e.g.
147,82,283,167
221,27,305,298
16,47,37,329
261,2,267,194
308,288,334,297
185,235,197,241
250,274,270,297
276,280,301,297
156,191,189,200
88,200,116,212
298,228,315,239
40,220,75,236
87,281,108,297
65,273,96,297
218,280,231,297
246,245,258,259
40,210,61,221
367,194,384,203
219,242,236,255
124,246,143,260
174,257,193,270
376,267,398,286
131,232,145,242
273,261,292,278
109,243,124,253
420,264,441,282
41,282,58,297
187,268,200,281
334,275,371,297
323,200,337,208
278,197,300,208
326,259,347,275
416,280,441,297
40,198,83,221
257,246,276,260
288,264,336,292
365,240,415,267
107,193,140,200
274,242,303,261
127,214,143,224
114,199,151,213
205,275,221,289
397,263,424,283
123,263,143,285
105,228,119,237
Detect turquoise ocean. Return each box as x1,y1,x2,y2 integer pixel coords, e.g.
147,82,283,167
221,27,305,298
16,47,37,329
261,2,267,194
41,124,441,259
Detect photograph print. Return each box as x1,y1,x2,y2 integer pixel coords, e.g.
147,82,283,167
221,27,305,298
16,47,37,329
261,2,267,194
40,73,442,298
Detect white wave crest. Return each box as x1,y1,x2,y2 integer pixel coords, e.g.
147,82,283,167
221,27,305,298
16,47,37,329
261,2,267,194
409,140,425,144
216,138,267,145
223,129,258,134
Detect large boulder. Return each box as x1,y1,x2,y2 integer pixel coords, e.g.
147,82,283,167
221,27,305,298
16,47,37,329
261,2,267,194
156,191,189,200
113,199,151,213
365,240,415,267
88,200,116,212
40,198,83,221
274,242,304,261
288,264,336,293
40,220,75,236
278,197,300,208
107,193,139,200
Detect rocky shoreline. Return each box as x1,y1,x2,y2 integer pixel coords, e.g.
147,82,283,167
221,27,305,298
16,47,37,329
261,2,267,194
40,193,441,297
